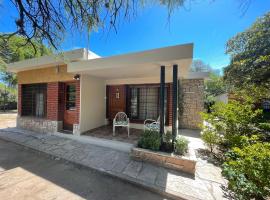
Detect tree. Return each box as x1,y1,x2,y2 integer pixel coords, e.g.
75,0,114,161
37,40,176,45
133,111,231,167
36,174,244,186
0,0,187,50
205,73,226,97
0,35,50,86
191,59,221,75
191,59,211,72
0,35,50,111
204,73,226,112
0,0,253,50
224,12,270,89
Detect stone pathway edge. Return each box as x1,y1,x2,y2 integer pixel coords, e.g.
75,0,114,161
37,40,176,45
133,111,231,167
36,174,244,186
0,130,198,200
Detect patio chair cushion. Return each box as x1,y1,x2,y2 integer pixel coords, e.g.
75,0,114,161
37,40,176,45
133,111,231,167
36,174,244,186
145,123,160,131
114,121,128,126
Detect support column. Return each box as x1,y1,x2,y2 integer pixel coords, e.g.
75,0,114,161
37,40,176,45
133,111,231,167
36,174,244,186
172,64,178,149
160,66,165,139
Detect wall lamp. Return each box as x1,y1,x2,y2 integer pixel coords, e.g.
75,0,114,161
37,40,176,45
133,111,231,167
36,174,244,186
73,74,80,80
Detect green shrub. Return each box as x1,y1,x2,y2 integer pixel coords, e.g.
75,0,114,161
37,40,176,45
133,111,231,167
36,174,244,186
263,111,270,122
222,143,270,200
201,127,220,152
174,136,189,155
138,130,161,151
163,131,172,143
201,101,263,149
161,131,173,152
224,134,261,149
258,122,270,132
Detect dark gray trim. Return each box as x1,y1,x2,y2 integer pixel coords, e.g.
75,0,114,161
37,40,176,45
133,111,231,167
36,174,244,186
159,66,165,138
172,64,178,149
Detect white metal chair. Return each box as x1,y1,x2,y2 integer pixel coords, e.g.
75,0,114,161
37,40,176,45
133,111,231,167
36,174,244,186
113,112,130,137
144,116,160,132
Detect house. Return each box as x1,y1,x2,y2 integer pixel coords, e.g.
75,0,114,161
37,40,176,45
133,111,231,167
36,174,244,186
7,44,208,136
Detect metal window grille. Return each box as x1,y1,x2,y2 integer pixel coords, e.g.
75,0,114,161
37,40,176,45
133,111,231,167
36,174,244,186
21,83,47,118
129,86,167,121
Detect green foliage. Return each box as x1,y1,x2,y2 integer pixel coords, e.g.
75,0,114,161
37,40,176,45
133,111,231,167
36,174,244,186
163,130,172,143
191,59,212,72
202,100,263,148
204,73,226,111
0,34,51,87
174,136,189,155
201,127,220,152
258,122,270,132
263,112,270,122
0,35,51,63
224,12,270,89
0,35,50,110
0,83,17,104
205,73,226,100
222,143,270,200
231,85,270,105
138,130,161,151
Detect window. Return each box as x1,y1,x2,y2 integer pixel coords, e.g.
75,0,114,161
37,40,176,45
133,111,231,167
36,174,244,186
128,85,167,121
66,84,76,110
21,84,47,117
262,100,270,111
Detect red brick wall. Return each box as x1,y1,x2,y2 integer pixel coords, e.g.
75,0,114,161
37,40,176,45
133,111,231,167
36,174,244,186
47,82,61,121
44,81,80,124
18,84,22,116
18,81,80,127
167,83,173,126
75,80,80,124
58,82,65,122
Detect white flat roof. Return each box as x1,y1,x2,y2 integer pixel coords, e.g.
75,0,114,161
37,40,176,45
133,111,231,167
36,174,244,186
7,44,198,79
7,48,100,72
68,43,194,79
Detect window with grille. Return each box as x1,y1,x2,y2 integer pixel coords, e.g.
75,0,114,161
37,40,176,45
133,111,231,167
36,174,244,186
128,85,167,121
66,84,76,110
21,84,47,117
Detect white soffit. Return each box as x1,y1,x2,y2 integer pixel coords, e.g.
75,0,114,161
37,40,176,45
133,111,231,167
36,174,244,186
68,43,193,79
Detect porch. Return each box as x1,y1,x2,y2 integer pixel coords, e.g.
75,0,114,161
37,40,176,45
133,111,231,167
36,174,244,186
72,44,196,140
83,125,142,145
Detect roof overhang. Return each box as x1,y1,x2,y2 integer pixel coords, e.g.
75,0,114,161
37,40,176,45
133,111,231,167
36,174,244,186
7,48,100,73
68,43,193,79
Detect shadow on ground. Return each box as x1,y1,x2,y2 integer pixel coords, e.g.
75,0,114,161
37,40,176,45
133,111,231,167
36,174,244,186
0,139,168,200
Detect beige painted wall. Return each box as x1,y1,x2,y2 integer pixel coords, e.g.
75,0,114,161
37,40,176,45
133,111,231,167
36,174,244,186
79,74,106,133
17,65,74,84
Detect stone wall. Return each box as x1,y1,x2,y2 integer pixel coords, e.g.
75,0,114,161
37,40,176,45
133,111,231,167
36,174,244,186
130,147,196,175
179,79,204,129
17,116,62,134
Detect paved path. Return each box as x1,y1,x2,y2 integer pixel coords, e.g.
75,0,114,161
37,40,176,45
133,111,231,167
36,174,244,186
0,139,168,200
0,128,227,200
0,112,16,128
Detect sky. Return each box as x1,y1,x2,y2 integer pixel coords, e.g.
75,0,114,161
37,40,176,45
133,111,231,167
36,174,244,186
0,0,270,72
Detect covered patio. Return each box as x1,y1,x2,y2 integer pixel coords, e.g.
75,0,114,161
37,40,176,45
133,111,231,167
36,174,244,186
83,125,142,144
67,43,194,141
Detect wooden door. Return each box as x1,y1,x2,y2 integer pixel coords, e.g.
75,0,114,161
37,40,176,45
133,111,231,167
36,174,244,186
108,85,126,120
63,82,77,131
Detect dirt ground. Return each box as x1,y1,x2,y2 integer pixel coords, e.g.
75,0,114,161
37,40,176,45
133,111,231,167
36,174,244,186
0,111,17,128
